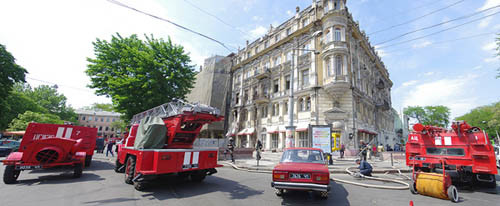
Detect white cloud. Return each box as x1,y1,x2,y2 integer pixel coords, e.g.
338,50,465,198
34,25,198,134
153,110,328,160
477,0,500,27
374,45,388,57
402,80,418,87
484,56,499,63
423,72,435,76
412,40,432,49
482,41,497,51
252,16,263,21
473,65,482,70
286,10,293,17
246,25,267,40
402,75,480,119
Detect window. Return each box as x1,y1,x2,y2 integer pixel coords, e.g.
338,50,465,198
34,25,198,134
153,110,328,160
299,98,304,111
273,79,279,93
334,0,340,10
261,106,268,118
275,34,281,42
324,0,330,13
272,104,278,116
236,93,240,104
325,57,332,76
326,29,332,42
99,126,102,131
88,116,92,121
255,46,259,54
111,127,114,131
298,132,309,147
105,127,109,131
284,102,288,114
271,134,279,149
301,43,310,55
273,56,281,67
112,118,116,122
286,28,291,36
264,41,269,48
286,51,292,62
285,75,290,90
334,28,341,41
302,18,309,27
246,52,250,59
301,70,309,86
335,55,343,75
106,118,110,122
82,116,86,121
101,118,104,122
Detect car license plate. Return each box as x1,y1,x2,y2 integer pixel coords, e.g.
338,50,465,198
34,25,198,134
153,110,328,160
17,165,42,170
290,173,310,179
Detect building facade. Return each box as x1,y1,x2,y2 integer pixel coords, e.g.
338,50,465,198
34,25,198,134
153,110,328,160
75,110,122,138
186,55,232,139
227,0,394,152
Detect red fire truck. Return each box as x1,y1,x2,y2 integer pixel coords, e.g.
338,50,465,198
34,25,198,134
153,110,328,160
2,123,97,184
406,121,498,188
114,100,224,190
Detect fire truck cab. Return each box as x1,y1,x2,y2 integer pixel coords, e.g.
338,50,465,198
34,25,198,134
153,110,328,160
115,100,224,191
406,121,497,188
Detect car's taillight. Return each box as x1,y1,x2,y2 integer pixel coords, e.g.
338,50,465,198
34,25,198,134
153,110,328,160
314,173,329,182
273,171,288,180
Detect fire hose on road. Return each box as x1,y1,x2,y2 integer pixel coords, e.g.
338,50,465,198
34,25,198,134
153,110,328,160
223,162,410,190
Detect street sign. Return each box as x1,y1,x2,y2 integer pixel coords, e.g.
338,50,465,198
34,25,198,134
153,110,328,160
311,125,331,153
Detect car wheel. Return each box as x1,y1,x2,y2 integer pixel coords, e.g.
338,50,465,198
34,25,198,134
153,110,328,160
85,155,92,167
124,156,136,184
275,189,283,196
191,170,206,182
410,181,418,194
3,165,21,184
134,181,147,191
114,159,125,173
447,185,459,203
73,163,83,178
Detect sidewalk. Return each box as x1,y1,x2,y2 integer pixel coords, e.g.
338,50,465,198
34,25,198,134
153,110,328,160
222,151,412,174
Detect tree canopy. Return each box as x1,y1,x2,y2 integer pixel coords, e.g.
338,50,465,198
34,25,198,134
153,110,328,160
82,103,115,112
404,105,451,128
86,33,196,120
24,85,77,121
456,101,500,141
8,111,63,131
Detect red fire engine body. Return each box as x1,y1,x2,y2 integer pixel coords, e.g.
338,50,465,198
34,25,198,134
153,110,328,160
115,100,224,190
3,123,97,184
406,121,497,188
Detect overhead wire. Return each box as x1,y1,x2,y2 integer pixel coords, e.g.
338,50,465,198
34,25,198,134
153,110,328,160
375,10,500,50
371,0,447,23
368,0,466,35
374,4,500,46
106,0,236,52
26,76,97,94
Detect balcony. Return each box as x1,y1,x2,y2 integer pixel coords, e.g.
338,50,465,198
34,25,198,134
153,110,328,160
254,68,270,80
298,53,311,65
323,75,350,97
270,65,281,73
253,93,270,104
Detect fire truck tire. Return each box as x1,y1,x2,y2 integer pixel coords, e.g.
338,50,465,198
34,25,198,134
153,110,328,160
134,182,147,191
85,155,92,167
73,163,83,178
447,185,459,203
125,156,136,185
3,165,20,184
115,159,125,173
410,181,418,194
191,171,206,182
485,175,497,188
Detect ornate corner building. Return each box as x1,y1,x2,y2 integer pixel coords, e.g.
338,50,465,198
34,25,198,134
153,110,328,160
226,0,395,151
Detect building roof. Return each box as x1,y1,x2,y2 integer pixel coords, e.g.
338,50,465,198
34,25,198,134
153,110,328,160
75,110,122,117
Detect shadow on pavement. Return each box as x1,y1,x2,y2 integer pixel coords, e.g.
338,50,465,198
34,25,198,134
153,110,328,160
83,197,140,205
279,181,350,206
139,174,264,201
16,172,105,185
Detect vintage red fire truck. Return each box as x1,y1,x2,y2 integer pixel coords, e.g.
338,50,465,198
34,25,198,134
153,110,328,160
2,123,97,184
406,121,498,188
114,100,224,190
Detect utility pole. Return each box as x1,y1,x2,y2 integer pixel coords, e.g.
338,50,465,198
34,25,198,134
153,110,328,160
286,40,298,148
223,55,234,144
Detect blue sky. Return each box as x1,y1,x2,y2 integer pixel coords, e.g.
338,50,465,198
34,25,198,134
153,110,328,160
0,0,499,119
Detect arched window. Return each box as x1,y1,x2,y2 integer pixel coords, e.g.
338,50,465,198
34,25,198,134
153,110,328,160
334,0,340,10
326,28,332,42
335,55,343,75
298,98,304,111
306,97,311,111
325,57,332,76
334,28,341,41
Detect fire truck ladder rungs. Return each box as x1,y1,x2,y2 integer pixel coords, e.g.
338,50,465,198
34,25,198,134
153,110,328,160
131,99,221,124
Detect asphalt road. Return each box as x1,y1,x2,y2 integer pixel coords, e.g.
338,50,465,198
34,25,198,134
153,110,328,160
0,156,499,206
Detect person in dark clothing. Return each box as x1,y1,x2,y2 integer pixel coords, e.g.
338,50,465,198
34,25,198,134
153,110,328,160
356,159,373,176
227,138,235,163
106,141,115,157
359,141,368,161
256,139,263,161
339,144,345,158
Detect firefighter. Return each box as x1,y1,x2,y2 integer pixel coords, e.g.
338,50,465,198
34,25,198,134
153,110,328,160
227,137,235,163
355,158,373,176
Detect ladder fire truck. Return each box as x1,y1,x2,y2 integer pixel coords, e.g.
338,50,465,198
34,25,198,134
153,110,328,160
114,100,224,190
406,121,498,189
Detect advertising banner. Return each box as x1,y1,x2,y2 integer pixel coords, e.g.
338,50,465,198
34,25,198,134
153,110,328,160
311,126,331,153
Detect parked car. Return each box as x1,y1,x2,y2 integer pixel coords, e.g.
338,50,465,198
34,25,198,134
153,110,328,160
0,140,21,157
271,148,331,199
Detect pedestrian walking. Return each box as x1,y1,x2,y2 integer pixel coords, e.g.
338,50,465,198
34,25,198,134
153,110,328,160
359,140,367,161
255,139,263,161
340,144,345,158
227,137,235,163
106,141,115,157
372,144,377,157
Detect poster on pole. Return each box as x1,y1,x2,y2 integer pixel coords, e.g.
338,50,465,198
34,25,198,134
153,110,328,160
311,125,331,153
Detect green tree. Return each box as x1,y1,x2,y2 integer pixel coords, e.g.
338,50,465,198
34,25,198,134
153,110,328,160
86,33,196,120
456,102,500,141
82,103,115,112
110,119,128,135
25,85,77,122
404,105,451,128
7,111,63,131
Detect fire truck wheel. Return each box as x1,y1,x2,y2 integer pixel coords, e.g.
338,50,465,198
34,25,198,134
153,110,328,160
134,182,147,191
73,163,83,178
85,155,92,167
115,159,125,173
447,185,459,203
191,171,206,182
125,156,136,185
485,175,497,188
3,165,21,184
410,181,418,194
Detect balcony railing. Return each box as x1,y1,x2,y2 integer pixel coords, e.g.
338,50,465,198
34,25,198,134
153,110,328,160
253,93,270,104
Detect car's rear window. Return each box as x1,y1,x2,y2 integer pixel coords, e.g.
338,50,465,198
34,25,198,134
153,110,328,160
280,149,324,164
426,147,465,156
